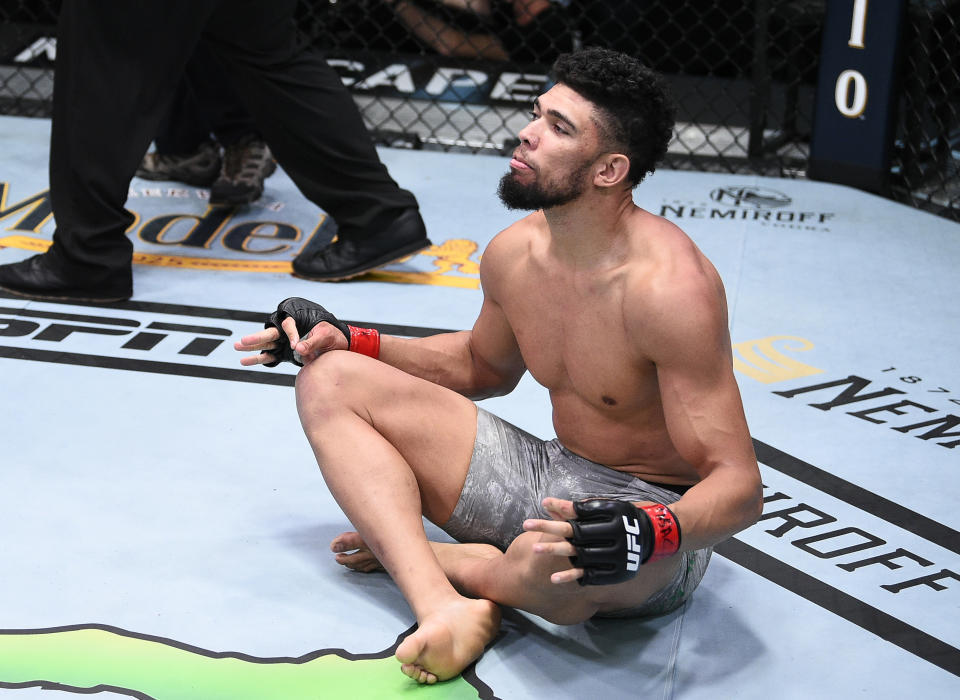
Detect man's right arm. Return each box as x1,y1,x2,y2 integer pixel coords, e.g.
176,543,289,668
373,229,527,398
377,292,526,400
235,231,527,400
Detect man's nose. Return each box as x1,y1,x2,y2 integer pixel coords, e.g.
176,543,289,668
517,122,538,148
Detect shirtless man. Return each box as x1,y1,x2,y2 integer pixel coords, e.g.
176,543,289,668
235,48,763,685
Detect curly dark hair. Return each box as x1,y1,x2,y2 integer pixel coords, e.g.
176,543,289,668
552,47,676,186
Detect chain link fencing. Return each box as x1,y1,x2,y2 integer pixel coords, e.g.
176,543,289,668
1,0,957,220
0,0,57,117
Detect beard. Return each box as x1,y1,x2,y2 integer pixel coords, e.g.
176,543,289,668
497,160,592,211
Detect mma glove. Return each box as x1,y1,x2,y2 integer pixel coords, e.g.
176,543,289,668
567,498,682,586
262,297,379,367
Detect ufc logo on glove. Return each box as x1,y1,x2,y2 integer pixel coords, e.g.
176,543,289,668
623,516,643,572
567,499,682,585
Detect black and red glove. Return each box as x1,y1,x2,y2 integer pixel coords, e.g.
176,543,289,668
262,297,380,367
567,498,682,586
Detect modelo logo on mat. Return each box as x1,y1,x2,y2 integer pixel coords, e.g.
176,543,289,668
0,182,483,289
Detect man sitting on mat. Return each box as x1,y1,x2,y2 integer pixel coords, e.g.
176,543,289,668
235,47,763,685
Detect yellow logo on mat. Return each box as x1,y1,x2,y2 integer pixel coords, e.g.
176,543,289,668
365,239,481,288
732,335,823,384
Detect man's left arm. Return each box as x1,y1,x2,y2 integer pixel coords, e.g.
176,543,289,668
643,280,763,552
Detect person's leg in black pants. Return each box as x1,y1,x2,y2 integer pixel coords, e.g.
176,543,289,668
136,45,267,197
180,44,277,206
181,44,258,149
201,0,430,280
0,0,429,300
153,80,217,157
0,1,215,301
135,73,223,188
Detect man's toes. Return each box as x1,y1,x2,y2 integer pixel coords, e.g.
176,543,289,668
330,531,365,552
334,550,380,571
401,663,436,685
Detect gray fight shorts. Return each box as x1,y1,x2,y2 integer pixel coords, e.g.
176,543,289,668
442,408,713,619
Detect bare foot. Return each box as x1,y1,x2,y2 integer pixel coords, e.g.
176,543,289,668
330,531,385,573
395,597,501,684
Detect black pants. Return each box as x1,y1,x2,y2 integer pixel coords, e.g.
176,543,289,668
49,0,418,282
154,44,259,154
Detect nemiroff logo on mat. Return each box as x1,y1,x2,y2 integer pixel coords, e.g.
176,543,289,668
660,185,835,231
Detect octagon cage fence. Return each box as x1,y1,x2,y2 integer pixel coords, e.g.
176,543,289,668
1,0,958,221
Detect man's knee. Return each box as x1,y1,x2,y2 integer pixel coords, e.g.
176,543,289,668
295,351,370,416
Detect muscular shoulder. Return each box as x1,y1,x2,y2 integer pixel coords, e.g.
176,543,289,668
623,213,729,362
479,211,543,294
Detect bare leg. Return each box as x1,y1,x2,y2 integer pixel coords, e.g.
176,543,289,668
332,530,599,624
332,529,683,626
330,532,503,576
296,351,500,683
332,531,502,582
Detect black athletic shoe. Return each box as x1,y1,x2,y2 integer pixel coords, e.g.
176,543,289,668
210,136,277,206
0,253,132,303
136,140,222,187
292,208,432,282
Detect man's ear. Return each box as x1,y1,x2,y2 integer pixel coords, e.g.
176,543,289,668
593,153,631,188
